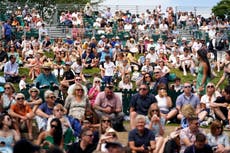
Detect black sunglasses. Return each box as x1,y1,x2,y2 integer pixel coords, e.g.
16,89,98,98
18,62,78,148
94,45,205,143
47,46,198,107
102,119,111,123
17,97,25,101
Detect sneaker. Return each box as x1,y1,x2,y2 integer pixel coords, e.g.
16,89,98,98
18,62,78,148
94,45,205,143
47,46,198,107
166,120,171,124
200,121,208,127
225,124,230,129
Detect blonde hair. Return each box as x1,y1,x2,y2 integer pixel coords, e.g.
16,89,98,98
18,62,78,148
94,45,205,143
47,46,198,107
181,104,195,118
135,114,146,125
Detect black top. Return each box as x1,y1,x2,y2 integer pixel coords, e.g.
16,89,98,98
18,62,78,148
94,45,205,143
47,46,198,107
184,144,213,153
0,50,8,62
130,93,157,115
163,139,180,153
67,141,96,153
215,96,230,118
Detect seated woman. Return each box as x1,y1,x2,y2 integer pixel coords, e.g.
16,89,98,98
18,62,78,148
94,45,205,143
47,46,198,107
146,103,165,153
36,118,63,150
155,83,178,121
27,87,42,113
47,104,73,150
88,77,102,106
0,114,20,153
52,55,65,78
136,72,155,90
96,127,119,152
198,82,221,126
128,114,156,153
118,75,133,91
8,93,34,139
64,84,88,122
207,120,230,153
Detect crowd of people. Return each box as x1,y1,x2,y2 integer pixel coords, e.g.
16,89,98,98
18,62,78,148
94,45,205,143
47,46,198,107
0,2,229,153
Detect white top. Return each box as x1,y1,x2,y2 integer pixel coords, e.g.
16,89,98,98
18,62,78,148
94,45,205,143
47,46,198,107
19,80,26,91
200,91,221,109
156,95,169,112
104,62,115,76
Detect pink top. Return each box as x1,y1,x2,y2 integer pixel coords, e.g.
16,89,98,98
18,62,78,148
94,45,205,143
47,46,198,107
88,87,99,106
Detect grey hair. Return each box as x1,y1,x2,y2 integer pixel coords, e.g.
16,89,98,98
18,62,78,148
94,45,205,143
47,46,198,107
135,114,146,125
44,90,54,99
15,93,25,99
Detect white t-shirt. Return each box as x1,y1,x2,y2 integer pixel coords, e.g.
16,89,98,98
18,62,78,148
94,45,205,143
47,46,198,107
19,80,26,91
104,62,115,76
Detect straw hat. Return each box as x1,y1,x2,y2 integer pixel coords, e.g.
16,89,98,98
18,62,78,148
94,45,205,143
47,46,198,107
42,62,52,69
29,87,40,94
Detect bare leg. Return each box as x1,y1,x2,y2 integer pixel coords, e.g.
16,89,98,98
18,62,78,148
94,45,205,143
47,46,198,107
130,111,137,130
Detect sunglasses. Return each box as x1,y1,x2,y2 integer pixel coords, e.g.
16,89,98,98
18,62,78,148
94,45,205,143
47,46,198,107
31,90,38,93
95,81,100,83
55,109,63,112
102,119,111,123
207,85,214,88
44,69,51,71
17,97,25,101
51,124,58,129
184,86,191,88
139,88,147,91
49,96,56,99
151,109,159,113
85,134,94,137
76,88,83,91
145,76,150,78
75,79,82,81
154,71,160,74
4,87,11,90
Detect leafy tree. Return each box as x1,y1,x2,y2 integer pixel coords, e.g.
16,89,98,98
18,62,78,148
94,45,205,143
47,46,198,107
212,0,230,19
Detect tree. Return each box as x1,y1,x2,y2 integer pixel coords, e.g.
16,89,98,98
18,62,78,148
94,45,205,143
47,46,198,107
212,0,230,19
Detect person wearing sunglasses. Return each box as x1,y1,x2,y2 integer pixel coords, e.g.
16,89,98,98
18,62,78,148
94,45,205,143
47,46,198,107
88,77,102,106
94,84,125,132
34,63,59,89
207,120,230,153
152,67,168,93
36,118,63,150
27,86,42,113
35,90,57,131
68,128,96,153
0,113,20,153
130,83,157,129
198,83,221,127
9,93,34,140
67,75,87,97
146,103,165,153
1,82,16,113
176,82,200,121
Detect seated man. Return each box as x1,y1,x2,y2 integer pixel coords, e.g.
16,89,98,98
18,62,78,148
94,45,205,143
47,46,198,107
180,116,204,153
184,133,213,153
129,83,157,129
4,55,20,83
9,93,34,139
34,62,59,87
35,90,57,131
176,82,200,120
93,84,125,131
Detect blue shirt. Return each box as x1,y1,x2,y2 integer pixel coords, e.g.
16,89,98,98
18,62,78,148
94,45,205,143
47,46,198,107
128,128,155,149
130,93,157,115
34,73,59,88
99,50,113,63
38,102,55,115
176,93,200,109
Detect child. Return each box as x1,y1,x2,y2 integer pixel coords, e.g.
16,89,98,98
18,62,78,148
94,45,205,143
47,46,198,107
19,75,26,91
